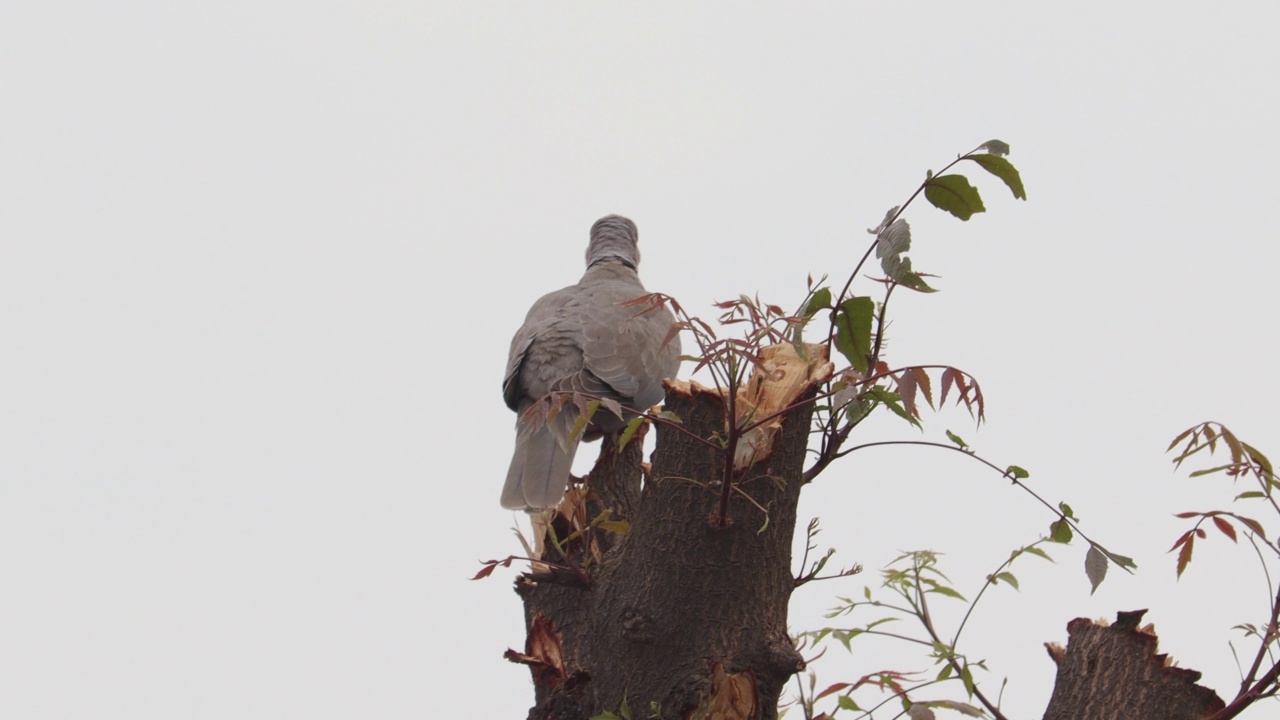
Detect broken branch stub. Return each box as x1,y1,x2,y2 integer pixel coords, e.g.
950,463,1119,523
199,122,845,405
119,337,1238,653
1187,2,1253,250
1042,610,1224,720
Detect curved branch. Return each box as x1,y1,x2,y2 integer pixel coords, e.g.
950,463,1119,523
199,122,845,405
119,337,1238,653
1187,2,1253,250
830,440,1130,573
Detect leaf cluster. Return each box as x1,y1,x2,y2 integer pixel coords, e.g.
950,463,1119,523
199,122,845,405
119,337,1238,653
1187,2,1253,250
796,140,1027,484
1167,421,1277,578
795,548,1049,720
1167,422,1280,717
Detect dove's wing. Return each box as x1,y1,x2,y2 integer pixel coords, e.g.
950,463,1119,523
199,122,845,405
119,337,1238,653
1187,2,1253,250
581,282,681,413
499,215,681,511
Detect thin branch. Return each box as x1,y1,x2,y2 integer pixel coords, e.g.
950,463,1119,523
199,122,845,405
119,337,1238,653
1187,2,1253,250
868,282,897,372
831,440,1131,573
912,562,1011,720
1233,577,1280,705
952,543,1044,650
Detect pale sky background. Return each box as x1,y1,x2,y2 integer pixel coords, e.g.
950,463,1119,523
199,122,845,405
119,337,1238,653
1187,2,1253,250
2,3,1277,719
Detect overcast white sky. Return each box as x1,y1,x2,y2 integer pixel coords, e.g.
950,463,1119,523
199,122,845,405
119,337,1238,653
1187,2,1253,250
2,3,1277,718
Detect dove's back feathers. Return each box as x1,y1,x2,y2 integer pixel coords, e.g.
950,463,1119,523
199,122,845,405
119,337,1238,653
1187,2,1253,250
501,215,680,510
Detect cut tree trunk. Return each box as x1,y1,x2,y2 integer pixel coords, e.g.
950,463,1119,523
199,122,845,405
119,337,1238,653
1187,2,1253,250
508,345,829,720
1041,610,1224,720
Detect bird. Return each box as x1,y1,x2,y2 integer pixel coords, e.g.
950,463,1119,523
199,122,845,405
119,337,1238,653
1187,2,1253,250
501,215,681,510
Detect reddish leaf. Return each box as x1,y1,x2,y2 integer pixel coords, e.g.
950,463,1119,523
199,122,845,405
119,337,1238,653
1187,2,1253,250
897,370,920,419
1222,429,1244,463
940,368,956,406
1173,511,1200,519
913,367,935,409
599,397,623,420
472,557,514,580
1167,426,1195,452
1176,536,1195,577
1169,530,1193,552
815,682,852,700
1212,516,1238,542
660,322,683,351
1235,515,1268,540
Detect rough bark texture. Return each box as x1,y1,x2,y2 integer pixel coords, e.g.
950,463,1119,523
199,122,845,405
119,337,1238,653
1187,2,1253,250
1041,610,1224,720
509,349,824,720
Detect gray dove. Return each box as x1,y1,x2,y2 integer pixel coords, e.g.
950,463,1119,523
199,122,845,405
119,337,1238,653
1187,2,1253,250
501,215,681,510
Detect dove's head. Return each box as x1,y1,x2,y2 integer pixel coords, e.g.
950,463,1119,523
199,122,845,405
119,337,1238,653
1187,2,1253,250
585,215,640,270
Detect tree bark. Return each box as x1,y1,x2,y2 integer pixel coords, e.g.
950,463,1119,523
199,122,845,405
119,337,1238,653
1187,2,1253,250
1041,610,1224,720
509,347,826,720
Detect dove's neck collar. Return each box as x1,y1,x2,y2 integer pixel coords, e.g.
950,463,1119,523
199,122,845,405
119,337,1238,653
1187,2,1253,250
587,254,637,271
585,215,641,271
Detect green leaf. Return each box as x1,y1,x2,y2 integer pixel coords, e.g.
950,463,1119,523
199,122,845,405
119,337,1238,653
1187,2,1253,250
843,395,874,426
933,699,985,717
1189,463,1236,477
873,218,938,291
1022,546,1054,562
618,416,646,451
1005,465,1029,480
837,631,853,651
1085,544,1107,594
1237,491,1266,500
945,430,969,449
876,219,913,282
801,287,832,318
927,585,966,601
654,410,682,424
568,412,591,450
966,153,1026,200
995,571,1019,590
867,205,901,235
977,139,1011,156
597,520,630,535
901,272,937,293
924,174,986,221
866,386,922,428
1097,547,1137,571
833,296,875,373
960,664,976,696
1049,518,1073,544
1058,501,1075,519
1245,442,1274,476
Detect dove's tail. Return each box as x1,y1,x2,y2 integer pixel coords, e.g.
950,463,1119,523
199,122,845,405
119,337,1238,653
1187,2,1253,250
501,416,576,510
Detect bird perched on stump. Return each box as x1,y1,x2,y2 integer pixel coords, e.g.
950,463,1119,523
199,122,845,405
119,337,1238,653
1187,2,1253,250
501,215,682,510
